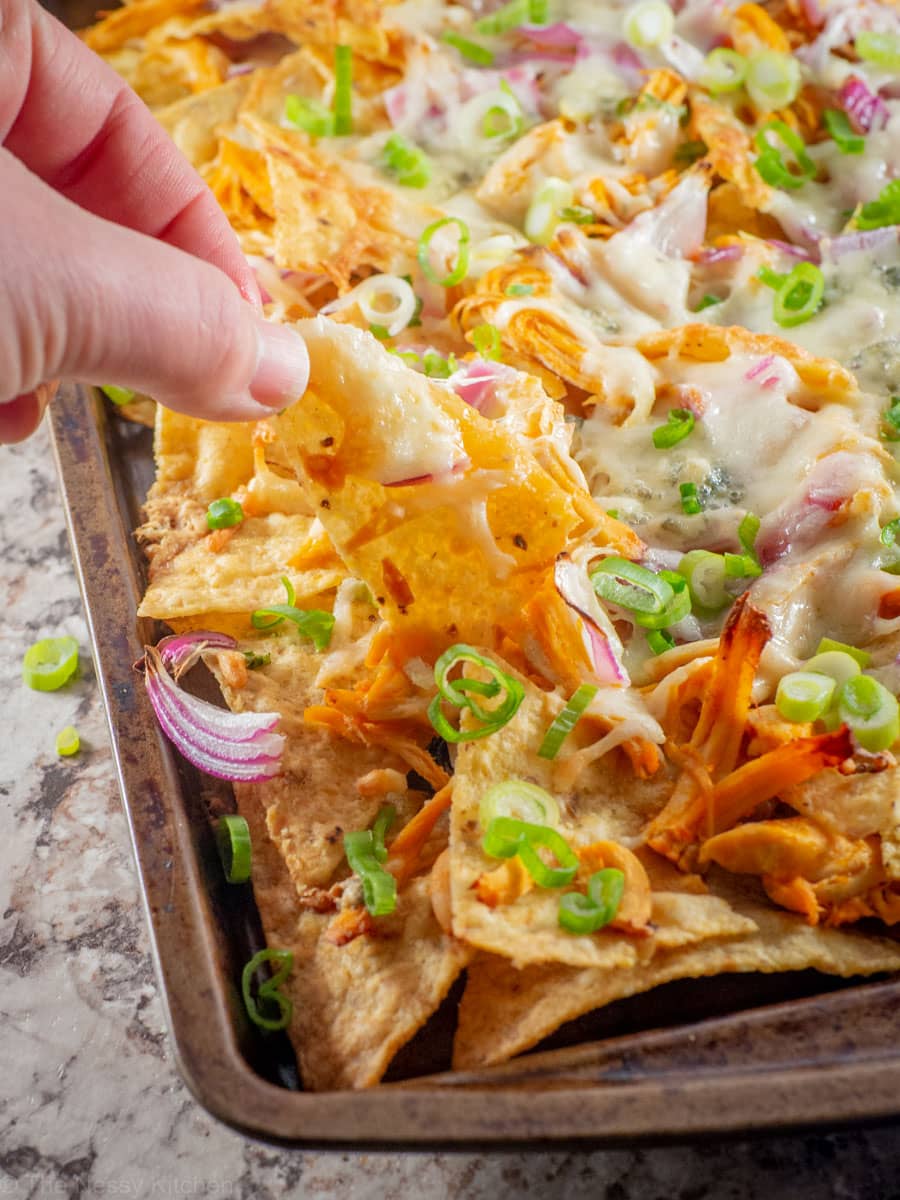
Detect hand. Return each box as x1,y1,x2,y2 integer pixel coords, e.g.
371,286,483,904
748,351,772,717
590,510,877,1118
0,0,309,443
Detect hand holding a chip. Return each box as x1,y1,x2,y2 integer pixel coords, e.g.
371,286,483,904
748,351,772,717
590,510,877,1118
0,0,310,444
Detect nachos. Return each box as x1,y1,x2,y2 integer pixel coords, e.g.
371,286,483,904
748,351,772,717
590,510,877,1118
89,0,900,1088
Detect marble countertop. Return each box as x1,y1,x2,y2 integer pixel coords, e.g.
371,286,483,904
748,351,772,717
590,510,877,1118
3,417,900,1199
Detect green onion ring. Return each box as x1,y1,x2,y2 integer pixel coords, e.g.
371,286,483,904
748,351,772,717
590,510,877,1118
241,948,294,1032
537,684,599,760
417,217,471,287
590,557,675,616
216,814,253,883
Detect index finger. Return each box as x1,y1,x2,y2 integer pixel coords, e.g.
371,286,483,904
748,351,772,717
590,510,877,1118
0,0,260,306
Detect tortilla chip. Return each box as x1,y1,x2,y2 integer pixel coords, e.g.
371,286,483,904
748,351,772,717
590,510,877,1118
237,778,469,1090
453,869,900,1070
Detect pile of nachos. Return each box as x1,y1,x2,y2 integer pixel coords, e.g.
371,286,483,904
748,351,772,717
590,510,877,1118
87,0,900,1089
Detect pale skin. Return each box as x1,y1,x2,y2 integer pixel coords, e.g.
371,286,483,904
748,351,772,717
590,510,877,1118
0,0,310,444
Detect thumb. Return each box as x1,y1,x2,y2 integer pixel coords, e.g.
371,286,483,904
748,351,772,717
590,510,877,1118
0,152,309,429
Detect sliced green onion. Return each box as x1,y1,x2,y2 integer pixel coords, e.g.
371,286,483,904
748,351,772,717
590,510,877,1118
675,139,709,166
55,725,80,757
482,817,578,888
881,398,900,441
381,133,431,188
481,80,525,140
216,814,252,883
479,779,560,826
856,179,900,232
284,94,334,137
855,31,900,72
624,0,675,49
680,481,703,515
442,31,495,66
244,650,271,669
524,177,574,246
739,512,761,555
838,674,900,753
528,0,549,21
754,120,815,190
422,350,459,378
428,644,525,743
881,518,900,547
745,50,801,111
251,577,334,650
771,262,825,327
700,47,747,94
678,550,729,614
206,497,244,530
633,570,692,629
474,0,529,35
757,265,787,290
647,629,676,655
560,205,595,225
775,671,836,723
345,828,397,916
823,108,864,155
558,868,625,934
371,804,396,863
694,293,721,312
418,217,471,287
506,282,534,297
815,637,870,668
729,512,763,577
100,385,135,406
472,322,502,360
652,407,695,449
804,650,863,690
537,684,598,760
333,45,353,136
22,636,79,692
241,948,293,1032
370,324,390,340
590,557,675,616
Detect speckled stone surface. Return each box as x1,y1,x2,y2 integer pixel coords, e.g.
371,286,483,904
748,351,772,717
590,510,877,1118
4,418,900,1199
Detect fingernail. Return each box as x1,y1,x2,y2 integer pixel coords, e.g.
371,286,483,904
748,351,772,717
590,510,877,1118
250,319,309,408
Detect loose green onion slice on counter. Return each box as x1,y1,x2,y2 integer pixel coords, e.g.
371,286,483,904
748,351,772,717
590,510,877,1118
753,121,815,189
771,262,825,327
479,779,561,826
216,814,252,883
417,217,471,286
693,294,721,312
652,407,695,449
538,684,599,759
838,675,900,753
745,50,800,111
441,31,495,66
422,350,459,378
590,557,675,616
472,322,503,360
882,518,900,547
284,94,334,137
647,629,676,655
333,44,353,135
559,204,595,225
206,497,244,530
558,868,625,935
815,637,870,668
250,576,335,650
678,550,730,614
345,827,398,916
700,47,747,94
482,817,579,888
855,31,900,71
680,481,703,514
100,385,135,406
370,804,396,863
855,179,900,231
524,177,574,245
775,672,836,723
474,0,529,35
22,636,79,691
55,726,80,757
803,650,862,690
823,108,864,155
428,644,525,743
623,0,675,49
633,570,692,629
241,948,294,1031
380,133,431,187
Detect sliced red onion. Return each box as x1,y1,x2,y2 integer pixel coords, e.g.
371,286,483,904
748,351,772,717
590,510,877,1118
756,457,852,566
697,244,743,264
382,457,471,488
142,643,284,782
158,631,237,677
821,227,900,261
554,556,629,687
745,355,775,382
839,76,889,134
766,238,819,263
450,359,517,415
801,0,824,27
518,22,583,49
